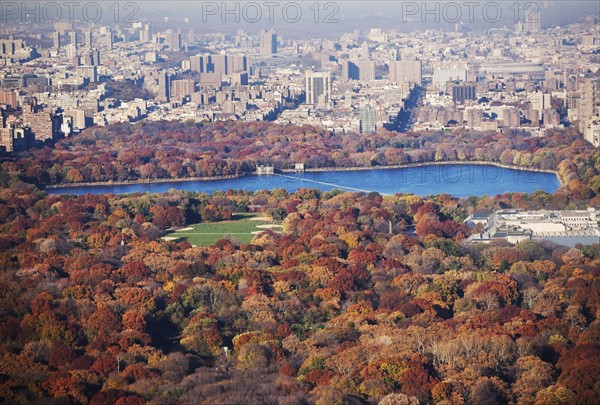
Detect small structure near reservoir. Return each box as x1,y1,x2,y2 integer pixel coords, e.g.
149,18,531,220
257,165,274,175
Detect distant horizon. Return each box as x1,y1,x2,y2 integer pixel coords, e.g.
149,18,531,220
119,0,600,39
2,0,598,39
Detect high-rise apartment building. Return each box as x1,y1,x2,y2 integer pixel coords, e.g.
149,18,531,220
579,77,600,146
228,55,248,73
342,60,375,81
305,71,332,106
433,64,468,92
389,60,422,86
0,122,31,153
158,71,171,102
260,29,277,54
210,54,228,77
449,82,477,104
502,109,521,128
77,65,98,83
84,30,93,48
106,30,113,50
231,72,249,86
22,102,56,142
529,92,551,112
166,30,181,51
356,61,375,81
171,79,196,101
342,61,359,81
0,90,17,108
360,105,377,133
190,55,204,73
69,31,77,46
53,31,61,49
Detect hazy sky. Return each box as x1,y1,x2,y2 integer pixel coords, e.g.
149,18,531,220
5,1,599,39
131,1,599,38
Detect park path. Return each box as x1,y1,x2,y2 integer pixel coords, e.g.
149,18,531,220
271,173,388,195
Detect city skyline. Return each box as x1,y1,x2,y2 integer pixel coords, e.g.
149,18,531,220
1,1,599,37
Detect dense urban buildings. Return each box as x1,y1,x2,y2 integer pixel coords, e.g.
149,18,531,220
0,7,598,151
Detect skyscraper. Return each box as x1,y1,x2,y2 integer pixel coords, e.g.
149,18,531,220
389,60,422,86
449,82,477,104
22,101,55,142
66,44,77,59
81,51,93,66
360,105,377,134
53,31,61,49
190,55,204,73
502,109,521,128
305,71,332,106
158,71,171,102
106,31,113,51
579,77,600,145
342,60,375,81
515,21,525,34
93,49,101,66
260,29,277,55
210,54,228,77
140,24,151,43
231,72,249,86
360,42,370,59
170,79,195,101
356,61,376,81
342,61,360,81
84,30,93,48
228,55,248,73
528,92,551,112
77,65,98,83
433,64,467,92
166,31,181,51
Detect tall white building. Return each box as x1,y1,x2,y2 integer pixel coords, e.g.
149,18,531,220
166,30,181,51
529,92,551,112
579,77,600,146
360,105,377,133
106,30,113,51
433,64,467,92
305,71,332,107
260,29,277,55
84,30,93,48
53,31,61,49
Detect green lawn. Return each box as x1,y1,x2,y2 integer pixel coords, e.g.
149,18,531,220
164,213,280,246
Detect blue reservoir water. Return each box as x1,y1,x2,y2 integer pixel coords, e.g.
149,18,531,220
46,164,561,198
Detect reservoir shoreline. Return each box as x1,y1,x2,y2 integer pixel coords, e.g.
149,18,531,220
44,174,244,189
282,161,563,186
44,161,563,190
